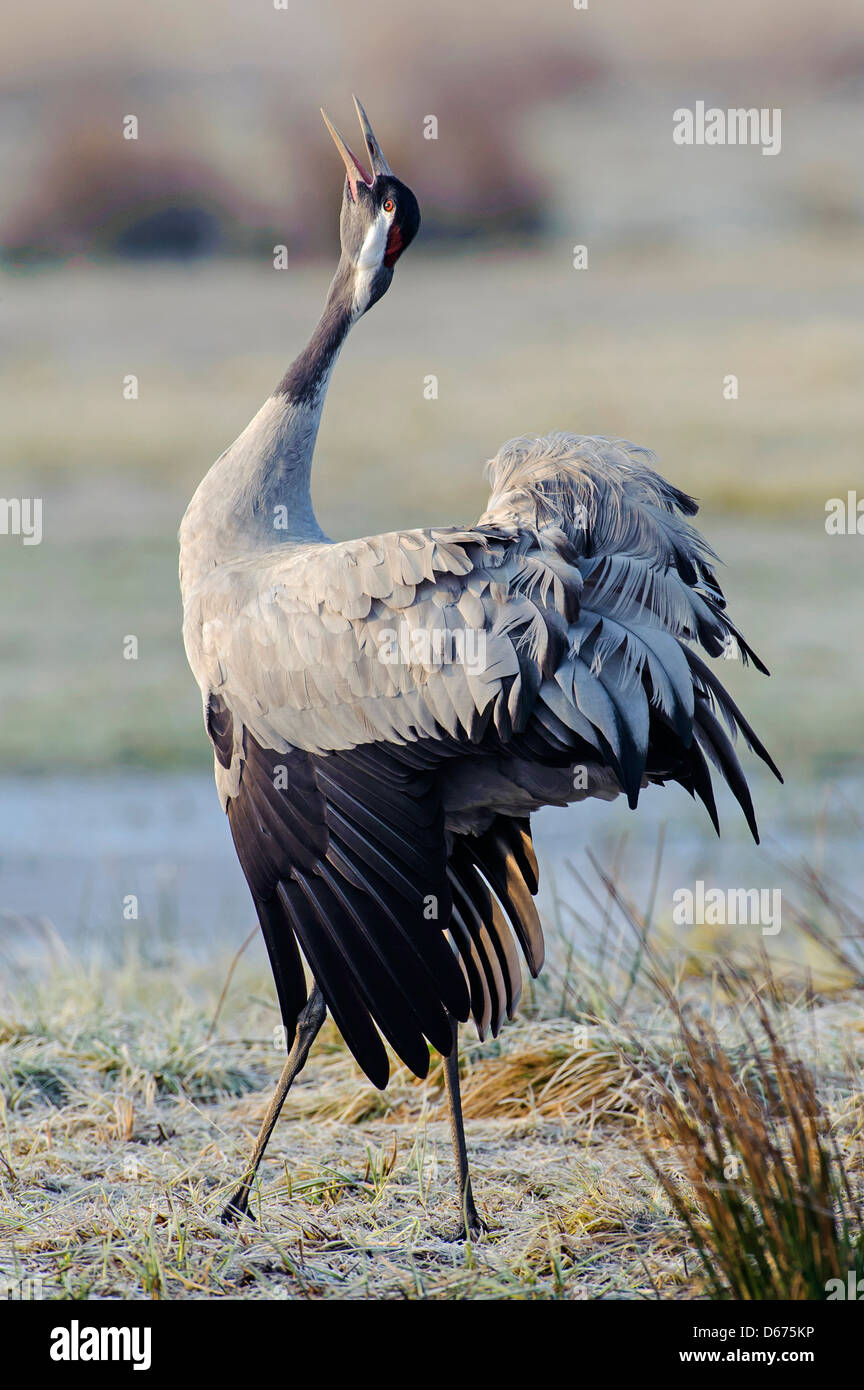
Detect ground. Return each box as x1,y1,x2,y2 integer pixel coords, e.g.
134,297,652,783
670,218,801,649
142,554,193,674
2,899,863,1301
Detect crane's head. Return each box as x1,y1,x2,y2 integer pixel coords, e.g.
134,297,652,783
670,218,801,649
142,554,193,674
321,97,420,318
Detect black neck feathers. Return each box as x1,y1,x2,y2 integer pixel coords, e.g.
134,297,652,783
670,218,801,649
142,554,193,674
276,261,354,406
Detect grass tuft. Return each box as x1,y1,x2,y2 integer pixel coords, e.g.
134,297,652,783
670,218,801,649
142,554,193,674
644,984,864,1300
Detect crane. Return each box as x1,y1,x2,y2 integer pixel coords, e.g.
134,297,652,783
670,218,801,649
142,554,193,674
179,99,781,1236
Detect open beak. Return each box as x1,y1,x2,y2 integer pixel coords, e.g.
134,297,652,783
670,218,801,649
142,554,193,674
320,96,392,202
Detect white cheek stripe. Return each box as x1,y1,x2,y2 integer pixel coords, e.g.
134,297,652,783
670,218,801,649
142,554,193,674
352,210,390,315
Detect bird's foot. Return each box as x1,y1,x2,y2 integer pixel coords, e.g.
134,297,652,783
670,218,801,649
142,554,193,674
220,1189,255,1226
441,1211,488,1243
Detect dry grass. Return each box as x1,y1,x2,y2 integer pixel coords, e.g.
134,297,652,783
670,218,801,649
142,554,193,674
2,869,864,1301
645,993,864,1300
0,973,665,1300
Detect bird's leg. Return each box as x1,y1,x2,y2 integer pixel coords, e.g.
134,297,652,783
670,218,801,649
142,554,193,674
442,1015,486,1239
221,985,326,1225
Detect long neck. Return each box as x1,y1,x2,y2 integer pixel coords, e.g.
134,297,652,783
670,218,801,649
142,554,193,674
182,261,357,590
250,258,355,538
278,259,354,407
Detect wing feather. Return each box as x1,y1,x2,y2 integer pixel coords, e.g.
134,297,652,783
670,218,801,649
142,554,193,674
183,431,780,1072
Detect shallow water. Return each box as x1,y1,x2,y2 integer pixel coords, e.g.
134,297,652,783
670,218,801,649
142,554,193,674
0,768,859,972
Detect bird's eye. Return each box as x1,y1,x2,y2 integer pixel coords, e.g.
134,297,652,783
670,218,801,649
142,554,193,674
383,198,395,213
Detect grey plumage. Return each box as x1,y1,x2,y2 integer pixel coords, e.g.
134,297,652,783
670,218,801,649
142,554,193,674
181,427,780,1081
179,108,780,1095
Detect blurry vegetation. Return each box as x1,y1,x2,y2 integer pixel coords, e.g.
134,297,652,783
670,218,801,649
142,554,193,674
3,129,255,263
1,1,864,262
0,43,595,264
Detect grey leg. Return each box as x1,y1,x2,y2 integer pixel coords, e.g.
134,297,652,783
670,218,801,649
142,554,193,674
221,985,326,1224
442,1016,486,1238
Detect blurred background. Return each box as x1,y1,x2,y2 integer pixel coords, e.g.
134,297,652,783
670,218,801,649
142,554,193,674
1,0,862,967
